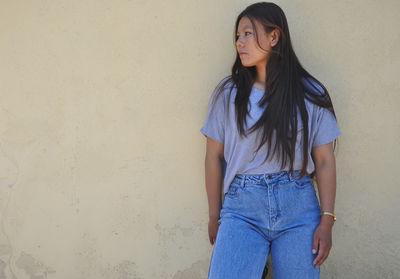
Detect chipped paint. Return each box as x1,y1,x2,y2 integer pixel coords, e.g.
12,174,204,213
172,259,209,279
15,251,56,278
102,260,144,279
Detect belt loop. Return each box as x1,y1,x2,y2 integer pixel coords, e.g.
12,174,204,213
241,175,246,188
287,170,292,181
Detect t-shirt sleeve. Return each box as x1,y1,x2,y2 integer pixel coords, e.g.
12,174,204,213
311,105,341,147
200,87,225,144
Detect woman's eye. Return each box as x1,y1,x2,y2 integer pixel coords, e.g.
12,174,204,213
236,32,252,39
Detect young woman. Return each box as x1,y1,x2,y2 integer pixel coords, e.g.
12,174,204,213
200,2,341,278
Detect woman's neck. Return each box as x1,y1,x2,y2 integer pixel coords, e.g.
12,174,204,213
253,80,265,91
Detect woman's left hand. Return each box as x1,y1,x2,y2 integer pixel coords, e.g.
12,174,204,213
312,223,333,268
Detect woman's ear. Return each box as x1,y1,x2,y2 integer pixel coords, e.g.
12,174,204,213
271,29,280,46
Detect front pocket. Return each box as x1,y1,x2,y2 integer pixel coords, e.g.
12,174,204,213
225,185,239,198
293,175,313,189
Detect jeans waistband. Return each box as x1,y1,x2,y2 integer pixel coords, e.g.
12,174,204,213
232,170,306,187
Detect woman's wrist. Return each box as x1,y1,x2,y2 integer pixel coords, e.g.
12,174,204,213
320,215,335,227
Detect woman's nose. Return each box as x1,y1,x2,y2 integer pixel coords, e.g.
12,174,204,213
236,37,244,48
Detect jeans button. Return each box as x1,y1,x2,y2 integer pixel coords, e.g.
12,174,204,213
268,175,272,179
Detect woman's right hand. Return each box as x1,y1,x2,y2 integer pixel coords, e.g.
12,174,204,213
208,216,220,245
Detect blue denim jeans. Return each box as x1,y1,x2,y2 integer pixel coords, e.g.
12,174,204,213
207,170,321,279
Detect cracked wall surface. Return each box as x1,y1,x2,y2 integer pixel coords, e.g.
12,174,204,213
0,0,399,278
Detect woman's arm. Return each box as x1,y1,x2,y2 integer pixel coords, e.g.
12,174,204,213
310,141,337,268
311,141,337,228
204,137,224,220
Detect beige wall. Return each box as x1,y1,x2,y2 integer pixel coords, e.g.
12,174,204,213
0,0,398,278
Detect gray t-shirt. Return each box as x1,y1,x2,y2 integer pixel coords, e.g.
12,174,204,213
200,76,341,195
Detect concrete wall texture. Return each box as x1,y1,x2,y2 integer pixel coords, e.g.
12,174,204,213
0,0,398,278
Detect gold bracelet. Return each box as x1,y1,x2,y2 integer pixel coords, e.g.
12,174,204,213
320,211,336,221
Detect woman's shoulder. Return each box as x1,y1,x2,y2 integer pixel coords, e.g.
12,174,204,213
301,76,329,112
216,75,236,92
210,76,236,102
300,76,326,96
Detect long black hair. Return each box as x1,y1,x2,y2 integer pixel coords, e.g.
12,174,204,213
211,2,339,179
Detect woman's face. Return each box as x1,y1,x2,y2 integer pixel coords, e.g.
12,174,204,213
235,16,274,68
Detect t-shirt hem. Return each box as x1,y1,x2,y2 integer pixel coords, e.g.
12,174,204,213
312,130,341,147
200,128,224,144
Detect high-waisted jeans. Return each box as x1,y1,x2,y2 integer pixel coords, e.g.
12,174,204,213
207,170,321,279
